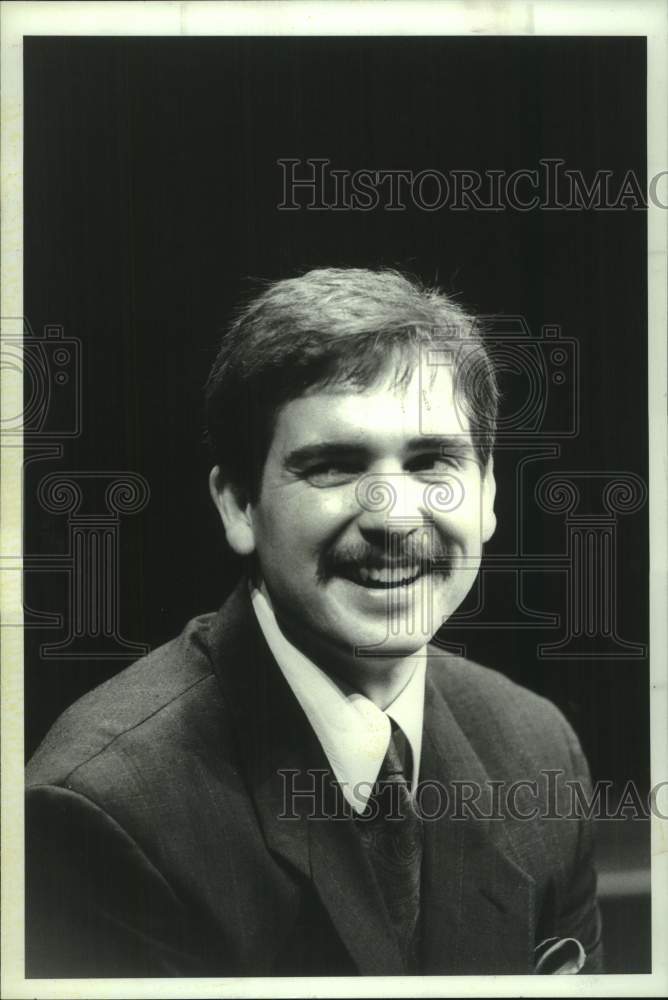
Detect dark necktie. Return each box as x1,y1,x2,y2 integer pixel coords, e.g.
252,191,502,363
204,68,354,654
356,719,423,971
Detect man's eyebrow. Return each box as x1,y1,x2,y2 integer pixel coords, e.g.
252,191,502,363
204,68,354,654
404,436,475,455
283,442,370,467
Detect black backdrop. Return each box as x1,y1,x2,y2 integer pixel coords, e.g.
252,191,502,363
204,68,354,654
24,36,648,805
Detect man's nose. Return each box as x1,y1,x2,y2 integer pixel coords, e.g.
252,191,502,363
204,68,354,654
355,472,431,535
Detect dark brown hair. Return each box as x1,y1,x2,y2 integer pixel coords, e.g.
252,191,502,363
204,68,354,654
205,267,499,501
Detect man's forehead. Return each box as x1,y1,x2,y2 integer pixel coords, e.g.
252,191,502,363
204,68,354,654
273,365,472,446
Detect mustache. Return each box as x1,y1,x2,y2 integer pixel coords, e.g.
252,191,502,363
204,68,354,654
317,539,453,582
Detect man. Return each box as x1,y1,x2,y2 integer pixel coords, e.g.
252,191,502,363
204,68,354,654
26,268,603,977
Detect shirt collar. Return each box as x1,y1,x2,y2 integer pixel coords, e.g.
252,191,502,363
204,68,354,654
250,583,426,814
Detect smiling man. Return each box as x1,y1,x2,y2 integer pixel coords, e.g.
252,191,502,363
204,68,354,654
212,358,495,705
26,268,603,977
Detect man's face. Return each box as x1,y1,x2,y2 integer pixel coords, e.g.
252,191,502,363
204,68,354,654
222,364,496,667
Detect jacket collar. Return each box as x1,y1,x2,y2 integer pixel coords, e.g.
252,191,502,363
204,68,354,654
250,582,426,811
207,581,535,975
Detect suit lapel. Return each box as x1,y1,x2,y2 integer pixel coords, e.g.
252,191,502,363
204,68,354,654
307,777,406,975
418,663,536,974
208,582,404,975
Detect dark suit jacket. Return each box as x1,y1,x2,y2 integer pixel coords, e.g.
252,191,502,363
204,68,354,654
26,581,603,977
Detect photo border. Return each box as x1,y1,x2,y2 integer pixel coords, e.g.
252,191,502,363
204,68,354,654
2,2,666,997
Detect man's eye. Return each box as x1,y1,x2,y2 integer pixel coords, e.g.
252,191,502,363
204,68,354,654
304,464,361,487
407,454,463,476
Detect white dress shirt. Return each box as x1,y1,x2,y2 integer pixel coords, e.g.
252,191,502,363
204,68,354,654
250,584,426,814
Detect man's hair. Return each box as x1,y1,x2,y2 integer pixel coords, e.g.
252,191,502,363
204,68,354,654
205,267,499,502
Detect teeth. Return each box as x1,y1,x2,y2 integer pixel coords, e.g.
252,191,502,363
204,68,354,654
355,565,422,586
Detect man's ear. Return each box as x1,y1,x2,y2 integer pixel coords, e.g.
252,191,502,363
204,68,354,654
208,466,256,556
481,457,497,544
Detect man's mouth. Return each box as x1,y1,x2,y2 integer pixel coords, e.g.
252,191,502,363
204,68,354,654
337,563,426,590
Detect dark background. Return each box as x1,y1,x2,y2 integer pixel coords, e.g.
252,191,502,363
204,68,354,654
23,36,650,971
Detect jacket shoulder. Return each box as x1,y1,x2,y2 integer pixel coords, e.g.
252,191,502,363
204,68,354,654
426,651,586,775
26,613,223,789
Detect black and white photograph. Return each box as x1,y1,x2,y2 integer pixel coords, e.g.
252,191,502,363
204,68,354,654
1,1,666,996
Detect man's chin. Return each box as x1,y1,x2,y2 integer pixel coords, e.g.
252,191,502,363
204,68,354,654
326,571,454,631
274,573,456,665
349,632,432,663
321,579,442,660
